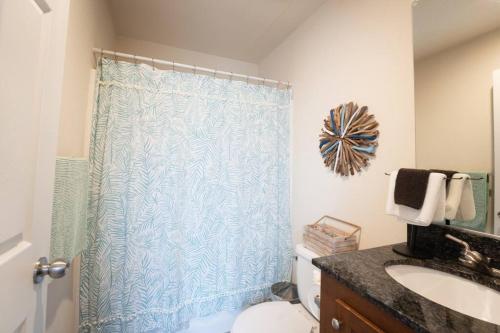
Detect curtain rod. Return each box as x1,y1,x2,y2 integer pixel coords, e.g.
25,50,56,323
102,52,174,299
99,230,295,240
92,48,291,89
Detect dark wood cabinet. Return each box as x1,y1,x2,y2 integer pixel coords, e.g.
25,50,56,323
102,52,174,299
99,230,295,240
333,299,384,333
320,273,414,333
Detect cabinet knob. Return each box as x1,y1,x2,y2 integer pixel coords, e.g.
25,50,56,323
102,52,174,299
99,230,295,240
331,318,342,331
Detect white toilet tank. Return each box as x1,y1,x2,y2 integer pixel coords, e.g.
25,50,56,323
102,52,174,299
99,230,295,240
295,244,321,320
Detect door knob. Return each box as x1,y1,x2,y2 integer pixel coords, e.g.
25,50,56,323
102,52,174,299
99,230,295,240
33,257,70,284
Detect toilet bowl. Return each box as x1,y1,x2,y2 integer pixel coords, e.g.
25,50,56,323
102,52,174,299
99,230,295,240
231,244,320,333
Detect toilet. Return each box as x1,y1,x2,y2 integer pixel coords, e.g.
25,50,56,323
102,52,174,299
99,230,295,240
232,244,320,333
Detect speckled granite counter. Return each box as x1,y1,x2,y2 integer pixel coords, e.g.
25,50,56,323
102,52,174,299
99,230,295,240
313,245,500,333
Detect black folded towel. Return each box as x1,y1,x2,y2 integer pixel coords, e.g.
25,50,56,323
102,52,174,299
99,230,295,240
430,169,457,189
394,168,431,209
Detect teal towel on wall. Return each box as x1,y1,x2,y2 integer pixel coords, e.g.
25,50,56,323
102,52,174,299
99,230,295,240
451,172,489,232
50,157,89,261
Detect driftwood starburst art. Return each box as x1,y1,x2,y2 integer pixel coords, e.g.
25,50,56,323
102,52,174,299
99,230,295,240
319,102,379,176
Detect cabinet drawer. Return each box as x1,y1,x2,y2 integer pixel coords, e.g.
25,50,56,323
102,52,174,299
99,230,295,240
334,299,384,333
320,273,413,333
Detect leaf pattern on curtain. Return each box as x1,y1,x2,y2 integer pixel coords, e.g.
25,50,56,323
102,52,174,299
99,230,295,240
79,59,293,332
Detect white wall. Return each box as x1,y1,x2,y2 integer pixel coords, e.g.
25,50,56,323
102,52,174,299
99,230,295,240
57,0,115,157
415,28,500,172
114,36,259,76
51,1,418,331
259,0,415,249
51,5,261,333
47,1,115,332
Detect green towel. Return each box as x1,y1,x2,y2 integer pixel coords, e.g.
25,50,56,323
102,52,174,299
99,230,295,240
451,172,489,232
50,157,89,261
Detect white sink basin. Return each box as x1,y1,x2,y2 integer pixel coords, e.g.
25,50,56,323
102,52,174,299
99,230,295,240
385,264,500,325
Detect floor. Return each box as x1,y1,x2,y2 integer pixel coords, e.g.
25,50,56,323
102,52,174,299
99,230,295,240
294,304,320,333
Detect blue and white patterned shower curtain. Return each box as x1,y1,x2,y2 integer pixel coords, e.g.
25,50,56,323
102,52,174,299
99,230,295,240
79,59,293,332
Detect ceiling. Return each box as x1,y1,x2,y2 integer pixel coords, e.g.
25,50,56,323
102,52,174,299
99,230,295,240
107,0,327,63
413,0,500,60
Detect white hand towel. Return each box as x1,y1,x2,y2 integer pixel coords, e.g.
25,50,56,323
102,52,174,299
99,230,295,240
386,170,446,226
446,174,476,221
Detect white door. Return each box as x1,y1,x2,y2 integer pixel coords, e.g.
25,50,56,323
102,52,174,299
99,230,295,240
494,70,500,236
0,0,69,332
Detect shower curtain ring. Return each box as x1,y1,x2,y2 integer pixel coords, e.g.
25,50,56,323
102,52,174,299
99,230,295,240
151,58,155,71
134,55,138,66
193,65,197,75
262,78,266,86
113,51,117,63
230,72,233,81
213,69,217,78
172,61,175,72
246,75,249,85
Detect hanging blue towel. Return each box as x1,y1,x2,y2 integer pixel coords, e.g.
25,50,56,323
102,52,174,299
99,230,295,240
451,172,489,232
50,157,89,261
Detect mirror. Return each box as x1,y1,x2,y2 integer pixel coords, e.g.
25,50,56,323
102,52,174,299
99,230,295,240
412,0,500,235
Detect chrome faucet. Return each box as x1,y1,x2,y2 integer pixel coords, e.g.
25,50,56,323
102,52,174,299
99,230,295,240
445,234,500,278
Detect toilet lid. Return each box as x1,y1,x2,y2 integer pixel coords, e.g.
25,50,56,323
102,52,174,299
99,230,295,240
232,301,313,333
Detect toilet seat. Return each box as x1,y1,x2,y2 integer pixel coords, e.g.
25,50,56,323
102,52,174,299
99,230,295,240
231,301,313,333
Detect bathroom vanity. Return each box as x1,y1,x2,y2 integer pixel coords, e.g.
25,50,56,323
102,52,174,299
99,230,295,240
313,225,500,333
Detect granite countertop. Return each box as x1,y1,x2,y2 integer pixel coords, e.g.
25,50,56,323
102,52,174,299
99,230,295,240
313,244,500,333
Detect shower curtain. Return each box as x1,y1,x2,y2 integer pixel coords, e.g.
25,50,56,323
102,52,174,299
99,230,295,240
79,58,293,332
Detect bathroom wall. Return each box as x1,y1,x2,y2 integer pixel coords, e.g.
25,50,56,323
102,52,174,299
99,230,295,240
52,4,260,333
114,36,259,76
57,0,115,157
51,1,417,331
415,28,500,172
259,0,415,249
48,2,116,333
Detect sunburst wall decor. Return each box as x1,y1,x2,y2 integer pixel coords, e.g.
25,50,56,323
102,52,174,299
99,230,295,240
319,102,379,176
